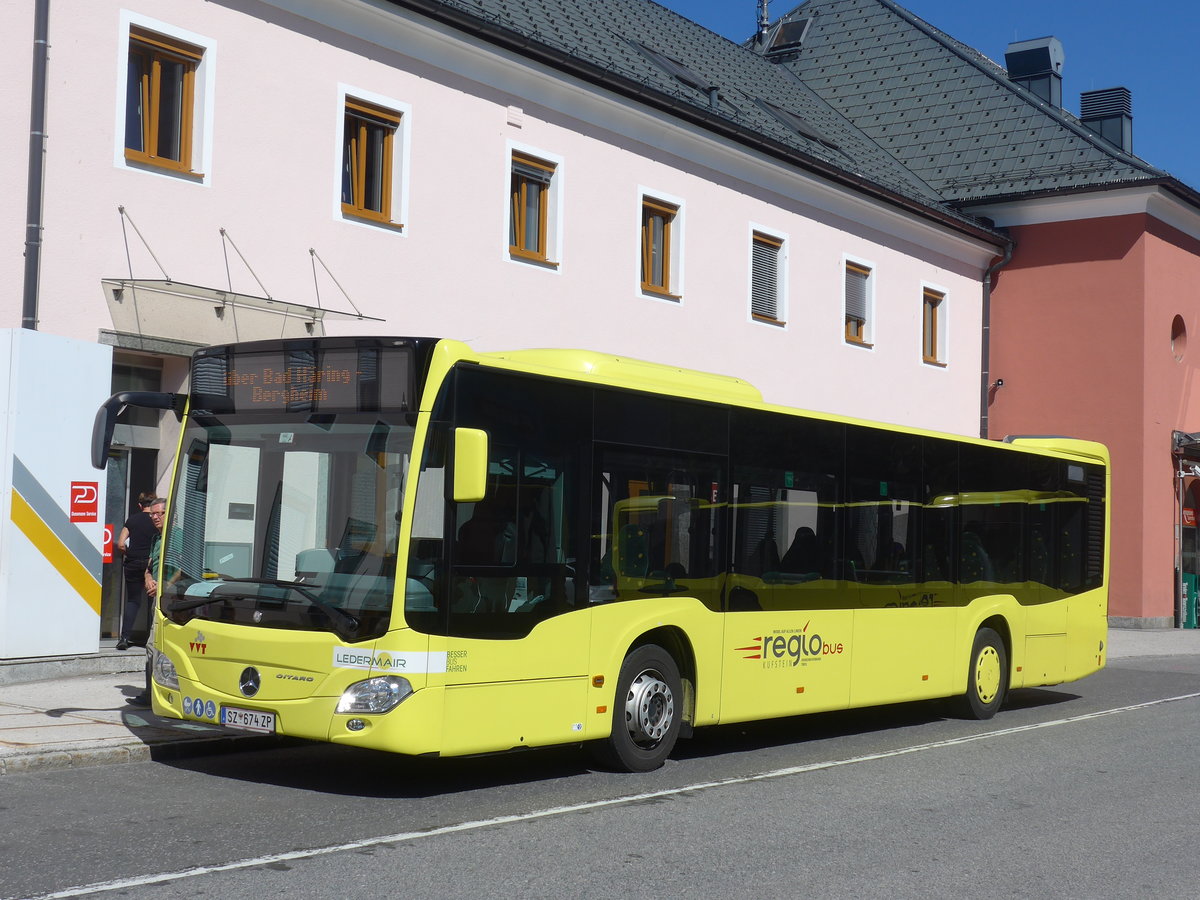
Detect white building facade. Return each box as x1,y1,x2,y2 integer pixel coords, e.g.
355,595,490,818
1,0,1003,645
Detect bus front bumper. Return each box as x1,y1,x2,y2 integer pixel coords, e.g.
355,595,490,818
150,676,445,756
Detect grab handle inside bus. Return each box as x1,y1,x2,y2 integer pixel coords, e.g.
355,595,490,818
91,391,186,470
452,427,489,503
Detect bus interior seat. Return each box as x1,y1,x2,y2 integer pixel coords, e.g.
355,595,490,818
780,527,819,575
1029,526,1050,585
295,548,335,579
959,530,994,583
617,524,650,577
457,498,517,566
923,543,947,581
727,585,762,611
744,534,780,577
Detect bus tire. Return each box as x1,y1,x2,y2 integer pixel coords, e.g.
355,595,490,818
958,626,1008,720
590,644,682,772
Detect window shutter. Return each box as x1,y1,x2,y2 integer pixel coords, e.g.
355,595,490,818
845,263,869,322
345,98,401,128
923,288,943,362
512,155,554,184
751,235,781,319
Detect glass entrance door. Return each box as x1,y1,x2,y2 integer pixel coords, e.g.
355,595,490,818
100,451,128,639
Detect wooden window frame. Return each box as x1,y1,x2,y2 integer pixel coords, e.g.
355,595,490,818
509,153,556,264
342,98,402,226
844,261,873,347
923,288,946,366
641,197,680,299
125,27,201,174
751,231,785,326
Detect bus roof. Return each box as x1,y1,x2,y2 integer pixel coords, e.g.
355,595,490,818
425,339,1109,468
464,344,764,406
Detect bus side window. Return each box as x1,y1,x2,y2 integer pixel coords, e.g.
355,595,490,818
845,426,920,590
590,446,723,611
436,367,591,638
921,438,958,588
729,409,842,611
404,424,448,627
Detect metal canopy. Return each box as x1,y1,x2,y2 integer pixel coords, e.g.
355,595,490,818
101,278,382,346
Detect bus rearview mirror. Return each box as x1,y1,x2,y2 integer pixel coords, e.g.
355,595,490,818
91,391,185,470
452,428,489,503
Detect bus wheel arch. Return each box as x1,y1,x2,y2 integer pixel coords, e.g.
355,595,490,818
590,630,691,772
977,613,1012,669
957,622,1010,720
632,626,695,733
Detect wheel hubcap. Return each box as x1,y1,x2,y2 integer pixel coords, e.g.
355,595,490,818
975,646,1001,704
624,669,674,747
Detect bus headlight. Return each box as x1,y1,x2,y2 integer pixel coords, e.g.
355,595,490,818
153,650,179,690
336,676,413,714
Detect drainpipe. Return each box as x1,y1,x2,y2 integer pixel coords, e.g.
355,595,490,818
1176,458,1186,628
22,0,51,331
979,236,1013,439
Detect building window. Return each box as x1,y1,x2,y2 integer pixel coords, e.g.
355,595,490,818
923,288,946,365
124,27,202,174
751,232,785,325
509,153,556,263
342,98,401,225
641,197,679,298
844,260,872,346
1172,314,1188,363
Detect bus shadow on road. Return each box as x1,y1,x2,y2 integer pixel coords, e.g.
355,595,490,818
160,687,1082,797
1003,686,1082,712
675,686,1082,763
163,739,595,797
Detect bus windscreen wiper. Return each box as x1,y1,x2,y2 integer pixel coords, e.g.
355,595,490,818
169,578,360,640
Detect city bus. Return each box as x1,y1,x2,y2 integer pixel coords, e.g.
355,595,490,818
92,336,1109,771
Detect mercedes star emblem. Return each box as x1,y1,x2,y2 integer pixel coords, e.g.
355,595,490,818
239,667,261,697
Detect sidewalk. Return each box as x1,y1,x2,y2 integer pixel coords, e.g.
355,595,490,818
2,629,1199,776
0,640,283,775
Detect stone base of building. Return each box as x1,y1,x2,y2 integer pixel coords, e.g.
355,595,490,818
1108,615,1176,630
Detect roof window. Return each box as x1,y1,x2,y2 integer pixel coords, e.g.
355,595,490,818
757,99,843,154
633,42,720,107
767,18,812,56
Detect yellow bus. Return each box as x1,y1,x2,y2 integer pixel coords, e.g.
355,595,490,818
92,337,1109,771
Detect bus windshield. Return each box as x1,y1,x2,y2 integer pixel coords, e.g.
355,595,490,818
158,413,413,642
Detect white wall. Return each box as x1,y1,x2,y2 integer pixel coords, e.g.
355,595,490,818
0,330,113,657
0,0,994,436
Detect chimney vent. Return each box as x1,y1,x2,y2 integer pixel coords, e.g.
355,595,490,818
1005,36,1064,108
1080,87,1133,153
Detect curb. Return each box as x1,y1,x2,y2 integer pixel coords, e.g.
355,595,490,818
0,733,295,776
0,653,145,687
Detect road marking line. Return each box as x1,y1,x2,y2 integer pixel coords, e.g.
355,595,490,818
20,690,1200,900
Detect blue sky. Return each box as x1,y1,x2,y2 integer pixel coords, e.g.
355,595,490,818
656,0,1199,191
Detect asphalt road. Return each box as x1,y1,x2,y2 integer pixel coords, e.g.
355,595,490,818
3,655,1200,900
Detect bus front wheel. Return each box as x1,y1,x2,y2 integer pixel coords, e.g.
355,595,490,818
959,627,1008,720
591,644,682,772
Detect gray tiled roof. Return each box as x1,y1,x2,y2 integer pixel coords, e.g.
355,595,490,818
392,0,1191,227
769,0,1169,204
395,0,986,230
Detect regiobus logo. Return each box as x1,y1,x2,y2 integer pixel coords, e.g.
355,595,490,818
736,621,845,668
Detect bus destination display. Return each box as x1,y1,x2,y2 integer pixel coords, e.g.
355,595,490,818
192,346,412,413
225,356,355,407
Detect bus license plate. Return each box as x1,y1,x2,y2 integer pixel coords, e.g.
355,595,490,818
220,706,276,733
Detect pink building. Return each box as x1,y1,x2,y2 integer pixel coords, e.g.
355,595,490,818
985,203,1200,625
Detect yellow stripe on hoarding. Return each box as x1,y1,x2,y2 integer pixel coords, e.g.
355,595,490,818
10,489,102,615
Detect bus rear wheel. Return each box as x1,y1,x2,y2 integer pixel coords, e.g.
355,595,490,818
590,644,682,772
959,627,1008,720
